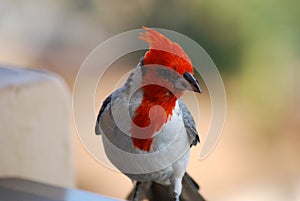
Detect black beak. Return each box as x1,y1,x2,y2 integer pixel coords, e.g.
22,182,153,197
183,72,202,93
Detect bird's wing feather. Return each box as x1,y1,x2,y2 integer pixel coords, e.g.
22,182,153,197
178,99,200,147
95,93,112,135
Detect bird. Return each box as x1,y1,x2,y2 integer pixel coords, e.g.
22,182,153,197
95,27,202,201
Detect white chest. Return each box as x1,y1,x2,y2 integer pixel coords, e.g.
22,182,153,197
101,99,190,175
138,102,189,153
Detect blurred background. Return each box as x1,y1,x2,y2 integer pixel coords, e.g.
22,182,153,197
1,0,299,200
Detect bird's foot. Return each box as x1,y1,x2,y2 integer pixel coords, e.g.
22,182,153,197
173,192,180,201
132,181,140,201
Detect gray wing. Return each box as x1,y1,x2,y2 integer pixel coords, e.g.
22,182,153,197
95,93,112,135
178,99,200,147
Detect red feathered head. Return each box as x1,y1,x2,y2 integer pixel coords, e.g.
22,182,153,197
139,27,194,75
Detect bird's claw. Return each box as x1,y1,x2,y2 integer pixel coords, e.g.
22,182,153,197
173,192,180,201
132,181,140,201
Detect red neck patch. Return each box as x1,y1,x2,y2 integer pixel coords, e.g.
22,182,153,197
130,85,177,152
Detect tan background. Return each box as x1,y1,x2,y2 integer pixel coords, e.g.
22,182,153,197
0,0,299,200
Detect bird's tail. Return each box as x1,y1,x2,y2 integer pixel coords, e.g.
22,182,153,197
126,172,206,201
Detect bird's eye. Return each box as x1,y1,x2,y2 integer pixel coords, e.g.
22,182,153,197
156,68,170,78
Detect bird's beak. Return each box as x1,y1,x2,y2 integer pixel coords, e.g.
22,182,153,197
183,72,202,93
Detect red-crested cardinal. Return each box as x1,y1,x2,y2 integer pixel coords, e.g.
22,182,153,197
95,27,202,201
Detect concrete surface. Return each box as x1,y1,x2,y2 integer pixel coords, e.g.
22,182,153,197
0,66,74,188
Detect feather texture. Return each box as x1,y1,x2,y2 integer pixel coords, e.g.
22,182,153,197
140,27,193,75
95,27,202,200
